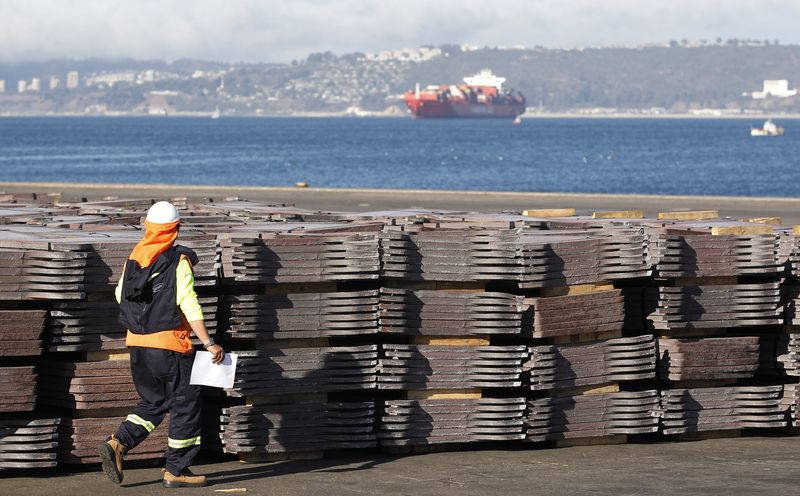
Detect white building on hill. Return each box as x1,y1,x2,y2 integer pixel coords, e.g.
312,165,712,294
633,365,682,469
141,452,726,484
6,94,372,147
748,79,798,99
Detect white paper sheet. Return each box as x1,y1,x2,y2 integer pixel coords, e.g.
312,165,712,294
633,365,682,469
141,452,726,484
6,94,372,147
190,351,238,389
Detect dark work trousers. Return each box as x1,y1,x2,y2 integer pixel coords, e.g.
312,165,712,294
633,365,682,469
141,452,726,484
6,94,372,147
114,347,202,476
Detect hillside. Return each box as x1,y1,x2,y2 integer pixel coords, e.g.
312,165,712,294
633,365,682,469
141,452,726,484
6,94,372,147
1,44,799,114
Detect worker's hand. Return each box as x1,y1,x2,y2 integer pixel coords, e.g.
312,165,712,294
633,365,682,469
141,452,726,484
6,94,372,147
208,344,225,364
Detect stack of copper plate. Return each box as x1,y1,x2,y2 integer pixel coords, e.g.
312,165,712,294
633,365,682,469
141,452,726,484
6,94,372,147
777,332,800,376
58,416,169,464
47,236,219,291
378,345,527,390
517,230,649,288
0,418,61,469
780,384,799,427
650,234,780,277
46,301,125,352
378,398,526,446
785,233,800,276
198,199,313,222
38,360,138,410
0,224,218,298
658,337,761,381
380,229,648,286
0,246,87,300
0,204,72,225
660,385,787,434
223,290,379,340
783,285,800,327
527,289,628,338
645,283,782,329
220,402,376,454
379,229,523,282
0,248,28,299
526,335,657,391
46,296,218,352
379,289,527,336
221,233,380,283
228,345,379,397
0,366,37,412
0,310,47,357
525,391,660,442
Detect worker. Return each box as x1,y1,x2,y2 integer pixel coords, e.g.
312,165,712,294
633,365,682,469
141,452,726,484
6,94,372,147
99,201,224,488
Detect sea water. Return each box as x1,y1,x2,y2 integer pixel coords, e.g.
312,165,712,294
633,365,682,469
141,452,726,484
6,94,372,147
0,116,797,197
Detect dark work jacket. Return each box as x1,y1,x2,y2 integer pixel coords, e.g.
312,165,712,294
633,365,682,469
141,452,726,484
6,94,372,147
118,245,198,334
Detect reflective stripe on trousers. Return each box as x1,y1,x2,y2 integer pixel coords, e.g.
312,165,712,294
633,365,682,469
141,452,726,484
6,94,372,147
168,436,202,449
125,414,156,433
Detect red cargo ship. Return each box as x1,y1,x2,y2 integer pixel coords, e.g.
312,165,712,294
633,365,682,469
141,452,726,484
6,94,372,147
404,69,526,119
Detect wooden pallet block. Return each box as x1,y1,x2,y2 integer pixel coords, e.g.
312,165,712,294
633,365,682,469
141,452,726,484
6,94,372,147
405,389,483,400
658,210,719,221
239,450,324,464
522,208,576,218
556,434,628,448
412,336,491,346
591,210,644,219
549,383,620,398
711,225,773,235
739,217,781,226
541,282,615,297
84,349,130,362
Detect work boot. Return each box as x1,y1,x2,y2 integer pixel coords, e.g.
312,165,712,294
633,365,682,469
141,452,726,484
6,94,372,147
98,435,127,484
163,468,208,488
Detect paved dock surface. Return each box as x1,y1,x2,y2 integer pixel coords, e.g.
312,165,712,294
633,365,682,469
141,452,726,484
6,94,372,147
3,436,799,496
1,182,799,224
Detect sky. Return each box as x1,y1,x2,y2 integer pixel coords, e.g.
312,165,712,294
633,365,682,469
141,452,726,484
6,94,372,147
1,0,799,63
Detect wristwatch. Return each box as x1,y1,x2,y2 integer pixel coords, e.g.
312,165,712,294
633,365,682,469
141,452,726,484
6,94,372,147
203,338,216,349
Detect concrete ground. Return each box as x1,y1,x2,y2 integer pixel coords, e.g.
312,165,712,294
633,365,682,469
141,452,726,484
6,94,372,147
1,181,800,224
3,436,800,495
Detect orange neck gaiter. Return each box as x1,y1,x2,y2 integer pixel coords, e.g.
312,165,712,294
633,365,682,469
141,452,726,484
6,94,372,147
129,220,180,267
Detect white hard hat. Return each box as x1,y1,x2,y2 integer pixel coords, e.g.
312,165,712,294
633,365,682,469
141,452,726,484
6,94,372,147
146,201,180,224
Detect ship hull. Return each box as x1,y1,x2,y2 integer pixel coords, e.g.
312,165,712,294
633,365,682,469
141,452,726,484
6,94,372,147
404,96,525,119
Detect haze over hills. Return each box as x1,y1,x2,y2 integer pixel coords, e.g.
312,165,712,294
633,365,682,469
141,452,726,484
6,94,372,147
1,42,800,116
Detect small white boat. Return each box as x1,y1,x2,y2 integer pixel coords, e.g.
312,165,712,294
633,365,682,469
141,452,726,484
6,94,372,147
750,119,784,136
211,106,220,119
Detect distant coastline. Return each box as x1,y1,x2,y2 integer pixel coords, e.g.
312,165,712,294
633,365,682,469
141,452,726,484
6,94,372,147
1,111,800,119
